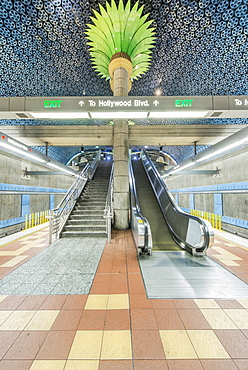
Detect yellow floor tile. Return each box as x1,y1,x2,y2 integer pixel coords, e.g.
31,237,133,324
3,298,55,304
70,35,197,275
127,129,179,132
64,360,99,370
0,251,18,256
24,310,60,330
0,311,13,325
107,294,129,310
200,309,237,329
84,295,108,310
0,255,28,267
237,299,248,308
0,310,36,330
194,299,220,309
69,331,103,359
0,295,7,303
224,309,248,329
30,360,66,370
159,330,197,359
187,330,230,359
101,330,132,360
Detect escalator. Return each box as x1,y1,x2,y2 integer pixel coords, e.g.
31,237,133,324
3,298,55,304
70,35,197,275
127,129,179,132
132,159,179,251
130,151,214,256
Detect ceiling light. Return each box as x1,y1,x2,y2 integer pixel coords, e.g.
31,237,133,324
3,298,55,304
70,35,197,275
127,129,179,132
196,138,248,163
149,111,209,118
90,112,148,119
30,112,89,119
0,142,46,163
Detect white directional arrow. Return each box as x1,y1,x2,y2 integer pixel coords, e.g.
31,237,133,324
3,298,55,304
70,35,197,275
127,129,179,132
78,100,85,107
153,100,159,106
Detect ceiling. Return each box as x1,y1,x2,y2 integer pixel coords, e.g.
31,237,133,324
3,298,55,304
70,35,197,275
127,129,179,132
0,0,248,164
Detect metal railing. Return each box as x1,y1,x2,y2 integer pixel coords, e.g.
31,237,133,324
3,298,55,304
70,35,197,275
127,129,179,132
191,210,222,230
129,158,152,256
104,164,114,243
49,152,101,243
25,210,49,229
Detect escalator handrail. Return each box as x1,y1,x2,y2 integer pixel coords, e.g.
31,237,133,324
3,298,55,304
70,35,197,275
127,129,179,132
141,150,213,253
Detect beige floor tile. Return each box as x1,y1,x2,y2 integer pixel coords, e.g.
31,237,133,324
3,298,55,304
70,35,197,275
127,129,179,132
224,309,248,329
194,299,220,309
107,294,129,310
0,295,8,303
101,330,132,359
225,243,238,247
65,360,99,370
69,330,103,359
211,247,241,259
159,330,197,359
0,310,13,325
237,299,248,308
0,251,18,256
187,330,230,358
16,246,32,254
212,256,240,266
1,255,28,267
0,310,36,330
30,360,66,370
24,310,60,330
200,309,237,329
84,295,108,310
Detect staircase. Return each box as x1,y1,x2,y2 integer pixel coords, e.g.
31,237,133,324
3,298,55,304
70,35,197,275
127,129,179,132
61,160,112,238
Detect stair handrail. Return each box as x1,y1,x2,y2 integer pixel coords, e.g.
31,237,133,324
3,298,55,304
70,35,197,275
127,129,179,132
104,163,114,243
49,151,101,243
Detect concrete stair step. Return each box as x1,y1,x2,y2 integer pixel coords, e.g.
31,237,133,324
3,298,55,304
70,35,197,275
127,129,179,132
61,231,106,238
67,220,105,225
63,225,106,232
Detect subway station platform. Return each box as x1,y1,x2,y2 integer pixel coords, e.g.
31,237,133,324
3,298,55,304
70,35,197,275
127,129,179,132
0,227,248,369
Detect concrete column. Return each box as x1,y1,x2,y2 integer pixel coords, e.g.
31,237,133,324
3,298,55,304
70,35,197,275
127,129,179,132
113,66,129,229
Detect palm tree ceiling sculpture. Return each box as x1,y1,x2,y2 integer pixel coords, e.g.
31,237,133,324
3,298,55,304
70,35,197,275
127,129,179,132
85,0,156,87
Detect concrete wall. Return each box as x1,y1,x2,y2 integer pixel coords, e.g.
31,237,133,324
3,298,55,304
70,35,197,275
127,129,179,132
165,148,248,237
0,151,74,233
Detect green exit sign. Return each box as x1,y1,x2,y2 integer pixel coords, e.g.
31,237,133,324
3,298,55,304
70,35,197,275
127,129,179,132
44,100,63,108
175,99,193,107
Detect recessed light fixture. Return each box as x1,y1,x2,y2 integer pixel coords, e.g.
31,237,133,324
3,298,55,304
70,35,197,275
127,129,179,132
30,112,89,119
149,111,209,118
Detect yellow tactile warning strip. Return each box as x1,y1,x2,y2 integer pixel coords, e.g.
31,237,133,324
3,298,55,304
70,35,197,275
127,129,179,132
0,229,248,369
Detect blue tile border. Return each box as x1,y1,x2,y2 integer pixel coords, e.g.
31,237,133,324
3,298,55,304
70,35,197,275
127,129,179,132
0,183,67,193
171,182,248,193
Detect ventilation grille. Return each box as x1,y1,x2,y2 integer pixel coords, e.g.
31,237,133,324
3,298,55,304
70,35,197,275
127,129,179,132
15,112,29,118
210,112,223,118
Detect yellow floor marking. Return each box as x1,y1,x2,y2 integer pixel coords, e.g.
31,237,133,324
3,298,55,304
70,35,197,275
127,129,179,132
30,360,66,370
24,310,60,330
69,331,103,359
194,299,220,309
64,360,99,370
107,294,129,310
101,330,132,359
0,310,36,330
84,295,109,310
224,309,248,329
159,330,197,359
187,330,230,359
0,255,28,267
200,309,237,329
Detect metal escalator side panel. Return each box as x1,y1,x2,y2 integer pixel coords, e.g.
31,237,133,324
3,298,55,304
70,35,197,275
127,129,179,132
140,151,214,255
129,158,152,255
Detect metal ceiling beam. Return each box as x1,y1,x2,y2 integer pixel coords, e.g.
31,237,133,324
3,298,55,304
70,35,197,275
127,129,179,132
0,124,245,147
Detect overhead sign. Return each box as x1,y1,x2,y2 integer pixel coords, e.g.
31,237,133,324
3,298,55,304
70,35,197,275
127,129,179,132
0,96,248,119
25,96,212,112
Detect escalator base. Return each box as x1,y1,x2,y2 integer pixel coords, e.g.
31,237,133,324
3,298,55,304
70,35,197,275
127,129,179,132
139,251,248,299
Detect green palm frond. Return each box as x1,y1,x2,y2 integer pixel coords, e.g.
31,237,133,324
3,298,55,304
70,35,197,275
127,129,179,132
85,0,156,80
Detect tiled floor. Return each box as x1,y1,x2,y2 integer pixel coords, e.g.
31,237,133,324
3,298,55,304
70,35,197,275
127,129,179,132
0,228,248,369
